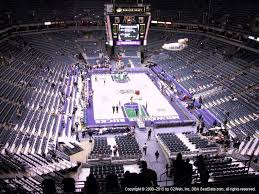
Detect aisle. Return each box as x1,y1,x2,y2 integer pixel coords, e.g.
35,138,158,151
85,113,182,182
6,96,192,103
134,127,173,186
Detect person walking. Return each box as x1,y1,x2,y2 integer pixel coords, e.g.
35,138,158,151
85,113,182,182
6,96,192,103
113,145,118,156
155,150,159,161
143,143,148,156
199,96,203,104
88,129,93,142
147,128,152,141
200,121,205,134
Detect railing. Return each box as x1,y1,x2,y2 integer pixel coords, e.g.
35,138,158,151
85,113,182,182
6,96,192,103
159,158,253,185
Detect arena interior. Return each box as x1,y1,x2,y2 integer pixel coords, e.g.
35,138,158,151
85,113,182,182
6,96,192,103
0,0,259,193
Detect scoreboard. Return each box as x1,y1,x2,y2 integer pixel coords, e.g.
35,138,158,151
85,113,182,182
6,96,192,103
105,4,151,46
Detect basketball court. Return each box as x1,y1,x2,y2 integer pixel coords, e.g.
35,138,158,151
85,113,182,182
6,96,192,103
91,72,179,123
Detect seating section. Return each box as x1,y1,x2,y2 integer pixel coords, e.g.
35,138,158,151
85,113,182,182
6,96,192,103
0,145,78,193
203,156,248,178
89,137,112,159
0,32,86,194
115,47,141,67
148,32,259,139
90,164,124,181
0,15,258,192
0,153,28,174
157,133,189,153
0,31,87,157
61,143,83,156
2,164,78,194
157,132,221,157
184,132,218,149
152,0,259,34
0,150,77,176
0,0,105,29
238,138,259,156
1,0,259,35
115,136,141,159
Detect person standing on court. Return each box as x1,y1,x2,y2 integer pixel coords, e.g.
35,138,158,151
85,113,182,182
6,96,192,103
155,150,159,161
112,105,115,114
143,143,148,155
147,128,152,141
135,108,139,116
115,105,119,113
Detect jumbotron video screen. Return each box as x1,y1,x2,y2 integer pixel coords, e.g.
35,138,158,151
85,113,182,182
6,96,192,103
118,24,139,41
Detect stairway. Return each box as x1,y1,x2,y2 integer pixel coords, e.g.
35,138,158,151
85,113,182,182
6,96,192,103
239,138,259,156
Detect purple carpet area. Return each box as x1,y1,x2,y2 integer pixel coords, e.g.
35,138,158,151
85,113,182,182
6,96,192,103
151,66,192,98
87,121,130,129
85,73,96,126
124,102,139,110
91,68,111,74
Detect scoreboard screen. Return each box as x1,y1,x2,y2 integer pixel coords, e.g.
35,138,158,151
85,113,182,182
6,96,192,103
118,24,139,41
105,4,151,46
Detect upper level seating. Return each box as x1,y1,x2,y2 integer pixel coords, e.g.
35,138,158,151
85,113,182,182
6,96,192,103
0,32,85,181
149,32,259,139
1,0,258,36
23,32,81,64
115,136,141,159
210,0,259,33
0,0,105,28
157,133,189,153
151,0,259,34
80,41,104,58
152,0,207,23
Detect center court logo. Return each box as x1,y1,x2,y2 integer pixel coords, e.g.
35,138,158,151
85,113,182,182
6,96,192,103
157,108,166,112
119,89,134,94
